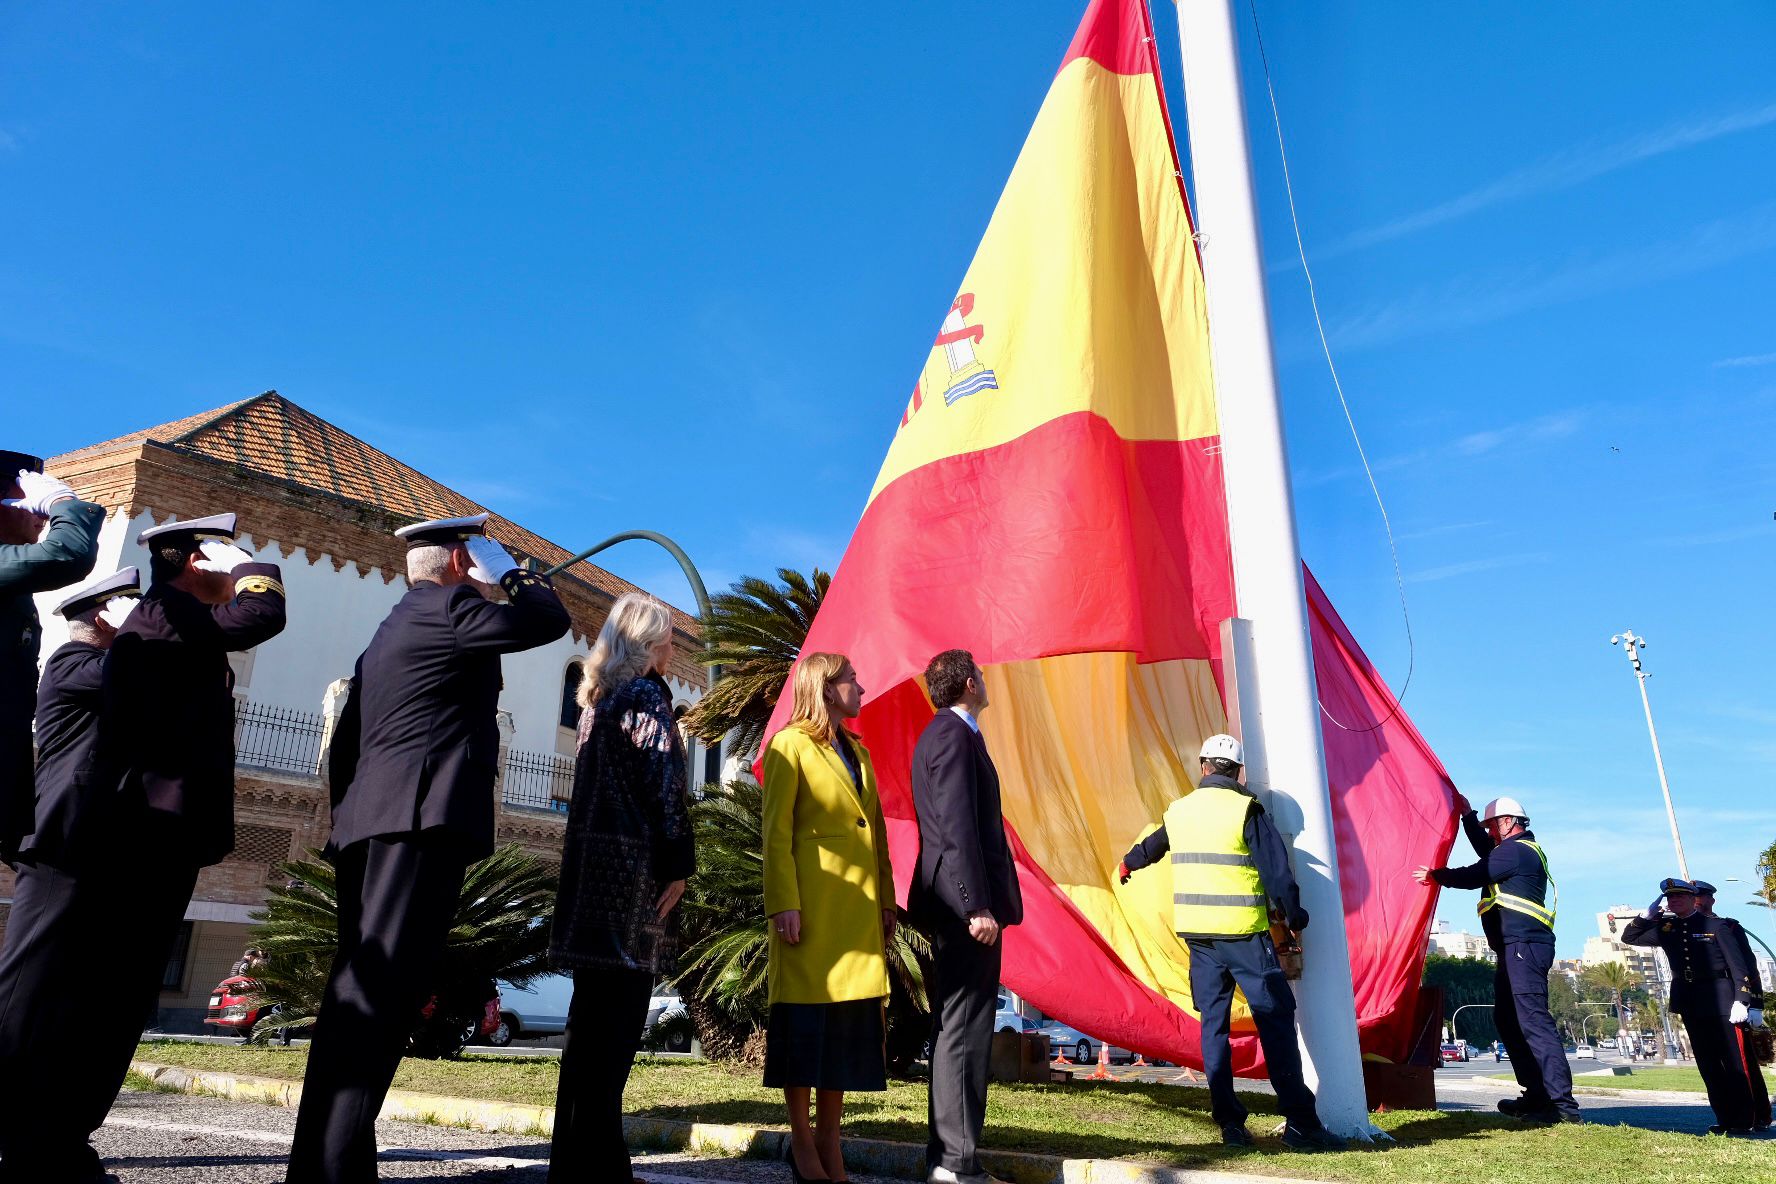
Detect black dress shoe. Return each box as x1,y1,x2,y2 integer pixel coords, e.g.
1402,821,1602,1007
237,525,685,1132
1220,1123,1255,1147
1281,1124,1347,1151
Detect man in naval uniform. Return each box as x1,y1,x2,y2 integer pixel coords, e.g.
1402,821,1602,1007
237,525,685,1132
0,451,104,863
0,569,141,1180
287,513,568,1184
73,514,286,1173
1692,880,1771,1130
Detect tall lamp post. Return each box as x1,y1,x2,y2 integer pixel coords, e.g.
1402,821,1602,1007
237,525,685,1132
1609,631,1689,879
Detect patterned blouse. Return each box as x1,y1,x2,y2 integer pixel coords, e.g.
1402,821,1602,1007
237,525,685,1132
549,675,696,974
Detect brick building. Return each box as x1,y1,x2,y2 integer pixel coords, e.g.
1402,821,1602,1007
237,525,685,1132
3,391,714,1029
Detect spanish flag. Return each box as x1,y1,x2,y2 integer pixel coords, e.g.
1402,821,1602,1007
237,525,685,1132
768,0,1461,1073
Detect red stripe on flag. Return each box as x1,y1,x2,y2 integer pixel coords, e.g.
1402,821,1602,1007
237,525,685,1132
1057,0,1158,78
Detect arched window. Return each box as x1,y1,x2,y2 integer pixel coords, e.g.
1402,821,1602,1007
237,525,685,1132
559,661,583,730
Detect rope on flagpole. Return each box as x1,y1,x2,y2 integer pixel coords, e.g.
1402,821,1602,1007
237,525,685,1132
1245,0,1416,734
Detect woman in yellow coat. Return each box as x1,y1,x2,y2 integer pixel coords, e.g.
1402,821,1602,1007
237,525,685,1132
762,652,895,1184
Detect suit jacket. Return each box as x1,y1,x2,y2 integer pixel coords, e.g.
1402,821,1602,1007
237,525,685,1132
19,640,106,862
761,726,894,1004
327,569,569,859
100,562,288,866
0,497,104,858
908,709,1022,928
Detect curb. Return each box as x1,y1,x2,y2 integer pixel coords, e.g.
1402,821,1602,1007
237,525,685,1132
128,1061,1329,1184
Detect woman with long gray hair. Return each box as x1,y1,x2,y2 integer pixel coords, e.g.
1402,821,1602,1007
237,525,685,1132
548,591,696,1182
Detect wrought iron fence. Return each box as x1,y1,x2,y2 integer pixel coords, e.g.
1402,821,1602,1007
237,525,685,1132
234,701,326,774
502,747,574,814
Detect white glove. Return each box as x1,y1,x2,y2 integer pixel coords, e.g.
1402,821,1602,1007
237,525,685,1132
3,470,75,514
465,535,518,584
193,539,254,573
97,597,138,630
1751,1009,1766,1030
1730,1000,1749,1025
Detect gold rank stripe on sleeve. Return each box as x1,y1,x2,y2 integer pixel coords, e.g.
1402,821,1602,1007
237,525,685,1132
234,575,286,597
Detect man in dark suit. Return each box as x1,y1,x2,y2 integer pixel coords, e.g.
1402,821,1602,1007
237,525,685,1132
0,567,139,1180
0,452,104,863
908,649,1022,1184
288,513,569,1184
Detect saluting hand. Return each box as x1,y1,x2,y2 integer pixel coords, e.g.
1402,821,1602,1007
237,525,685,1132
773,909,802,944
655,878,686,921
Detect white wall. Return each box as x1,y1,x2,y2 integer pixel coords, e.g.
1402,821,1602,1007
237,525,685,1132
33,507,712,764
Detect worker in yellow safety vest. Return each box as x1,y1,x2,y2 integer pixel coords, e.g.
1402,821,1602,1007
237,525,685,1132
1413,796,1578,1124
1117,735,1344,1152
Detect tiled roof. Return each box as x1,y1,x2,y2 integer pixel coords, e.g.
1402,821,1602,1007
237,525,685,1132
52,391,701,630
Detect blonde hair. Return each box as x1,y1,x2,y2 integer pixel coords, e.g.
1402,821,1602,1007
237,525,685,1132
788,652,856,745
578,592,674,708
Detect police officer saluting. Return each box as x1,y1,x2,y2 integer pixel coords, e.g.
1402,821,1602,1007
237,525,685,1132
0,451,104,863
1692,880,1772,1130
1414,797,1578,1124
0,568,140,1179
288,514,569,1184
1117,734,1345,1151
1623,878,1767,1136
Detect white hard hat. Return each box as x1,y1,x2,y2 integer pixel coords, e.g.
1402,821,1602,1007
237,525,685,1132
1480,796,1528,823
1199,734,1244,764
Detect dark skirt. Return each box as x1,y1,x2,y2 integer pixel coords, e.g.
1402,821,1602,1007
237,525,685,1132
762,998,888,1092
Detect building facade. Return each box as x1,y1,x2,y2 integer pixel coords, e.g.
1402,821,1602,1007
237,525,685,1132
2,392,716,1028
1581,905,1667,995
1426,919,1495,963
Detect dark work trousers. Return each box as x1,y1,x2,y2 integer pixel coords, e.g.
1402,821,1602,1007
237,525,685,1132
0,829,198,1178
1737,1026,1772,1128
925,915,1002,1175
547,966,654,1182
1186,933,1320,1130
287,833,470,1184
1492,941,1576,1116
1682,1008,1755,1130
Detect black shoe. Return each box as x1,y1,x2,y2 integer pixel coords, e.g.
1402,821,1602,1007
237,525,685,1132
1220,1123,1255,1147
1280,1124,1347,1151
1723,1128,1760,1140
1497,1095,1548,1118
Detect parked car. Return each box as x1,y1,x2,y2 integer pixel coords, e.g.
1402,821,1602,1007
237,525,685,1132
1040,1021,1132,1065
495,973,573,1040
1575,1044,1596,1060
204,975,269,1040
1599,1038,1616,1049
1439,1042,1465,1064
647,988,693,1052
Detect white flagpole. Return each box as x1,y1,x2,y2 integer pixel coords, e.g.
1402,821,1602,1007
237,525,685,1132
1173,0,1373,1136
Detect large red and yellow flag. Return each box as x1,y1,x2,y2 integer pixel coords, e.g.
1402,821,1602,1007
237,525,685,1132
765,0,1460,1072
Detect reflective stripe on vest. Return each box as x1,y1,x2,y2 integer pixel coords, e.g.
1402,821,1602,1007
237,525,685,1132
1477,839,1558,929
1163,785,1267,936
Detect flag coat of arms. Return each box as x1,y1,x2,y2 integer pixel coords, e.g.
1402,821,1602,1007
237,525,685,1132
764,0,1461,1073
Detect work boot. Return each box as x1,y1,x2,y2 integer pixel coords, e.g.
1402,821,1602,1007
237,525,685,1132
1280,1124,1347,1151
1219,1123,1255,1147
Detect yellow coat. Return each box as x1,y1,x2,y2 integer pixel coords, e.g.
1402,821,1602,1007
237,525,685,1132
762,726,894,1005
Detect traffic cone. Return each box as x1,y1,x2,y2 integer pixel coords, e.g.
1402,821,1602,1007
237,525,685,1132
1088,1041,1114,1081
1130,1053,1148,1068
1053,1044,1073,1066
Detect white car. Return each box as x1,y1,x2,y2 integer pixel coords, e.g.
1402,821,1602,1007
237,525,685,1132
996,1009,1040,1036
1038,1021,1133,1065
1575,1044,1596,1060
496,973,573,1039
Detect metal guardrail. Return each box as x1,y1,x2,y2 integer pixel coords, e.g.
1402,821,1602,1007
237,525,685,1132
502,747,574,813
234,702,326,774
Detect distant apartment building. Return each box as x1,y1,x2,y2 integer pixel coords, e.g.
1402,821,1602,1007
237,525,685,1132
1426,919,1495,963
1581,905,1667,996
3,392,720,1029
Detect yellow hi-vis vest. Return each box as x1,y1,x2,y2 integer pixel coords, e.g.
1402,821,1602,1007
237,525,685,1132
1476,839,1557,929
1163,784,1267,937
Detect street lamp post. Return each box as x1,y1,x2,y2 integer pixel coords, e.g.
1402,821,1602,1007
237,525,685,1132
1448,1003,1494,1050
1609,631,1689,879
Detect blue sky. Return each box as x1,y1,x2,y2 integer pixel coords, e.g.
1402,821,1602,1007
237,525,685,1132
5,2,1773,957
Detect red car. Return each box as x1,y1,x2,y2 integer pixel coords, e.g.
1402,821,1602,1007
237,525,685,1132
204,975,268,1039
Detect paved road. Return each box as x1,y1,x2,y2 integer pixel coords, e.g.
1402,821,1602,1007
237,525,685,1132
97,1090,905,1184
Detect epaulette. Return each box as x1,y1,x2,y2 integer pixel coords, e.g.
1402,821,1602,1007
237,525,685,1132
501,569,550,590
235,575,286,598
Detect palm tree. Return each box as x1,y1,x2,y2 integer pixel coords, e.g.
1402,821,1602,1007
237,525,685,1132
676,779,932,1070
681,567,830,761
1588,961,1634,1042
246,844,558,1055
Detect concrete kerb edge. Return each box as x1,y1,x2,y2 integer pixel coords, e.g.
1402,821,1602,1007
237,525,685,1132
128,1061,1328,1184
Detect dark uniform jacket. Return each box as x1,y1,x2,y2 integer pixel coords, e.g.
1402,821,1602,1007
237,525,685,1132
100,562,288,866
326,569,569,859
908,708,1024,928
1431,813,1554,950
1119,773,1307,931
1622,910,1763,1016
0,498,104,858
19,640,106,861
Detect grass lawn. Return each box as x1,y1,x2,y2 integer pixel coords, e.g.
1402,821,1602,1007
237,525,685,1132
135,1041,1773,1183
1507,1067,1776,1093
